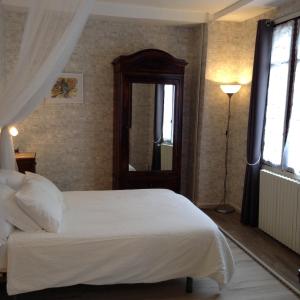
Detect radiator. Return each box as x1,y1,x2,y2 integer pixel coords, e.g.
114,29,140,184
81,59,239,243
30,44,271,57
259,169,300,254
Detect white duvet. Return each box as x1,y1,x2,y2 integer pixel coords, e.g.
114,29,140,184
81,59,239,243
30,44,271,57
7,189,234,295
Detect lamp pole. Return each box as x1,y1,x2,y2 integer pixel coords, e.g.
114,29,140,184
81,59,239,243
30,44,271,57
215,93,235,214
215,84,241,214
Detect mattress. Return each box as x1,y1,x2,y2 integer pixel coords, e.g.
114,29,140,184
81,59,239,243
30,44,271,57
7,189,234,295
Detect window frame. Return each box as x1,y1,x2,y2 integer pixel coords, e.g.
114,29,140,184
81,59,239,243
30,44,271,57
262,17,300,174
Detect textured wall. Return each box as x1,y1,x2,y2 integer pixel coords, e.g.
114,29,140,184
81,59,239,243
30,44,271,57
0,4,4,91
195,0,300,210
3,8,204,192
5,0,297,205
194,20,257,210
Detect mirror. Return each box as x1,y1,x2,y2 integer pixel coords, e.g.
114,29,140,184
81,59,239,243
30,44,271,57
129,83,175,172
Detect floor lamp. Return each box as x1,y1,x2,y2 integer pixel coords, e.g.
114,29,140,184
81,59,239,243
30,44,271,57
215,84,241,214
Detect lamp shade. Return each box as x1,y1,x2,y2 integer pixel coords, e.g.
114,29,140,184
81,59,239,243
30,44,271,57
220,84,241,95
9,126,19,137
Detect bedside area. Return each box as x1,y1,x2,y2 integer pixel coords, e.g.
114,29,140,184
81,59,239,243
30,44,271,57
15,152,36,173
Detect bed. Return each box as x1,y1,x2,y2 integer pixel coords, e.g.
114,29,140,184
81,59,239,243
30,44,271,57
0,244,7,273
5,189,234,295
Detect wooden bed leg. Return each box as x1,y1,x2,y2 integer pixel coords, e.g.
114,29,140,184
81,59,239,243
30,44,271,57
186,277,193,293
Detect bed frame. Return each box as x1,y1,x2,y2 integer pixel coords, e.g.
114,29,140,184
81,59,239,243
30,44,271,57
186,277,193,293
1,273,193,298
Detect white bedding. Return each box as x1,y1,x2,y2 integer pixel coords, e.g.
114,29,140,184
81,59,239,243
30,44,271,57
0,244,7,272
7,189,234,295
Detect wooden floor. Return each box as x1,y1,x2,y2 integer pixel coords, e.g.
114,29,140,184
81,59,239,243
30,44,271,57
204,209,300,294
1,240,299,299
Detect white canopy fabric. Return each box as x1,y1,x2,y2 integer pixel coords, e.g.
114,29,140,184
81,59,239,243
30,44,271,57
0,0,95,169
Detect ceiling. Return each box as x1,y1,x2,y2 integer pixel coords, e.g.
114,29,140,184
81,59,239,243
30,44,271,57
2,0,288,24
98,0,239,13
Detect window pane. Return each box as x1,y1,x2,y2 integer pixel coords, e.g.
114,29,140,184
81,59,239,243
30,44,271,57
263,22,293,165
284,22,300,174
263,64,289,164
284,62,300,173
271,21,293,64
162,85,174,143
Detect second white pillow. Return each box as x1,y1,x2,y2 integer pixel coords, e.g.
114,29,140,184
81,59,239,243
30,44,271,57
0,183,41,232
25,172,64,208
16,179,63,233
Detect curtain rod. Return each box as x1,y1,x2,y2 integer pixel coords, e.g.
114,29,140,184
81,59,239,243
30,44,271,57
274,10,300,24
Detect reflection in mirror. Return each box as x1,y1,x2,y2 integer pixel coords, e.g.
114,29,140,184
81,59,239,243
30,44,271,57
129,83,175,172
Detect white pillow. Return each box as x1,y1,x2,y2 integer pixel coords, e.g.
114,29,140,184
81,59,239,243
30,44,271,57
16,179,63,233
0,184,41,232
0,169,25,190
0,216,14,246
25,172,65,208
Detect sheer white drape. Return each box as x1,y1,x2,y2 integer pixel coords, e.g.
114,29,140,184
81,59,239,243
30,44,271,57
0,0,95,169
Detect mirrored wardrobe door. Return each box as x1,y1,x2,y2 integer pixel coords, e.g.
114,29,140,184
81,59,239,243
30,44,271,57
129,83,175,172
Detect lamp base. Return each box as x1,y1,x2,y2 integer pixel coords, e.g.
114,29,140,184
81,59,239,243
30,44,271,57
215,204,235,214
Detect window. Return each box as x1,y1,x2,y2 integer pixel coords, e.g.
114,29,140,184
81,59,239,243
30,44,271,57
162,85,175,143
263,18,300,175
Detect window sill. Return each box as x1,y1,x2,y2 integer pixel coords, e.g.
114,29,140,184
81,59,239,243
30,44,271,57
262,164,300,182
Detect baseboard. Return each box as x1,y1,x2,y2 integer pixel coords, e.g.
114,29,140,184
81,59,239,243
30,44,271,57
227,203,241,213
197,203,220,209
197,202,241,213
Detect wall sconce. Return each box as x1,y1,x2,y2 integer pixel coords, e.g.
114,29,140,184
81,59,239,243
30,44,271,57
215,84,241,214
9,126,19,153
9,126,19,137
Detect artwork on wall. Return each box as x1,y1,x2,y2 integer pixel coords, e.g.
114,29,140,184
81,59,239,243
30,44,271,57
46,73,83,103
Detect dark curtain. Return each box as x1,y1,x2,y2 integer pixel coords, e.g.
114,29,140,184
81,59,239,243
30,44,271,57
152,84,164,171
241,19,274,226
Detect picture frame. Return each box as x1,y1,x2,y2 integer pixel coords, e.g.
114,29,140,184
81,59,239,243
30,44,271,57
46,73,83,104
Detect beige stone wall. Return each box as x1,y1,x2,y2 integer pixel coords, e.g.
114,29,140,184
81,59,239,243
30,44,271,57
0,4,5,90
2,8,204,192
196,0,300,210
195,20,257,209
4,0,298,204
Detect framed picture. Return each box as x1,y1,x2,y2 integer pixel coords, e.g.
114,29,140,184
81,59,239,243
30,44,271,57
46,73,83,104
